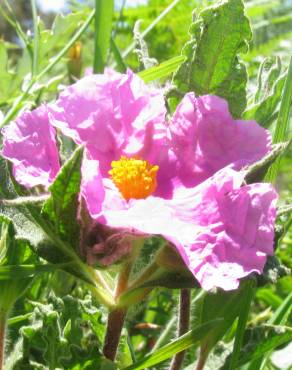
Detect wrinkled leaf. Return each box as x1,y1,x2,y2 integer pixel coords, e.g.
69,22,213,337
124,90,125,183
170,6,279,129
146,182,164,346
172,0,252,117
42,146,83,251
244,57,286,127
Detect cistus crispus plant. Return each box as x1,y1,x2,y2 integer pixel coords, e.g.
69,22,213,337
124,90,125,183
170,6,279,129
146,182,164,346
0,0,291,369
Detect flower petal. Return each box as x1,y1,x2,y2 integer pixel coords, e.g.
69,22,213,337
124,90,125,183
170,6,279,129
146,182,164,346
80,152,106,219
49,69,167,176
1,105,60,188
169,94,272,186
96,167,277,291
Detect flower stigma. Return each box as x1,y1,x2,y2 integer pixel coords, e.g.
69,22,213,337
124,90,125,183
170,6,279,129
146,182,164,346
109,156,159,200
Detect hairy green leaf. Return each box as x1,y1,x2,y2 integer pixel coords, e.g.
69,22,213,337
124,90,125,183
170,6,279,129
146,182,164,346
7,293,106,369
0,262,71,280
42,146,83,251
244,141,290,183
138,55,185,82
244,57,286,127
172,0,252,117
221,325,292,368
0,215,36,312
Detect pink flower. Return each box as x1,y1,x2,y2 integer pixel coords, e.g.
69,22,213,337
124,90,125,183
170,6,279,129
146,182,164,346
1,105,60,188
1,70,278,291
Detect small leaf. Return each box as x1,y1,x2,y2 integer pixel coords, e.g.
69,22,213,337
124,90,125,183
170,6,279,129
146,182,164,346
123,319,222,370
244,142,290,184
0,215,37,312
42,146,83,251
0,262,72,280
244,57,285,128
192,280,254,366
221,325,292,368
138,55,185,83
172,0,252,117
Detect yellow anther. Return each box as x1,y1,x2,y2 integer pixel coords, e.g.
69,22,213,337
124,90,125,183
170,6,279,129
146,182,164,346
109,156,159,200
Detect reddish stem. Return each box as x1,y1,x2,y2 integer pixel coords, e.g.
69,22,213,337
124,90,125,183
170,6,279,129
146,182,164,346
103,308,126,361
170,289,191,370
102,262,132,361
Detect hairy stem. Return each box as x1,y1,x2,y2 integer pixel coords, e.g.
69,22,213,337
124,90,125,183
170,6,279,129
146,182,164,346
0,312,6,370
103,308,126,361
195,345,209,370
102,262,132,360
169,289,191,370
196,356,206,370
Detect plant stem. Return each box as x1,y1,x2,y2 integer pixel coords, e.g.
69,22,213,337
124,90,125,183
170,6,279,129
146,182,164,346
195,355,206,370
169,289,191,370
103,308,127,361
0,312,6,370
103,262,132,360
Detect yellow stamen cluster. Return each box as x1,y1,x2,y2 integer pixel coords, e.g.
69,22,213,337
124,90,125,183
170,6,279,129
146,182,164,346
109,156,159,201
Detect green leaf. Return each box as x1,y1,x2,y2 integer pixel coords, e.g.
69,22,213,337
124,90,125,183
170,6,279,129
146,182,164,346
228,280,255,370
265,54,292,183
93,0,114,73
7,293,105,369
0,10,95,129
138,55,185,83
42,146,83,251
247,291,292,370
0,215,37,312
123,319,222,370
0,262,71,281
221,325,292,368
0,41,17,105
192,281,253,366
172,0,252,117
243,57,285,128
110,37,127,73
244,142,290,184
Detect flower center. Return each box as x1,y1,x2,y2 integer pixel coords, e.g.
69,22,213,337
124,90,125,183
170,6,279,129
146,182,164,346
109,156,159,200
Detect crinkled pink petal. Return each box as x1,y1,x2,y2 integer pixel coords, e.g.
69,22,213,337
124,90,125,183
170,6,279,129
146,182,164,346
169,94,272,186
81,152,106,219
94,168,277,291
1,105,60,188
48,69,167,179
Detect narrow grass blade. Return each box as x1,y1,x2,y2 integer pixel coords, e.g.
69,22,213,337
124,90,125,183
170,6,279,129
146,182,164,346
8,313,32,326
0,263,72,280
111,37,127,73
228,280,255,370
265,55,292,183
151,290,205,352
30,0,39,77
247,291,292,370
138,55,185,83
123,319,222,370
93,0,114,73
0,1,29,48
